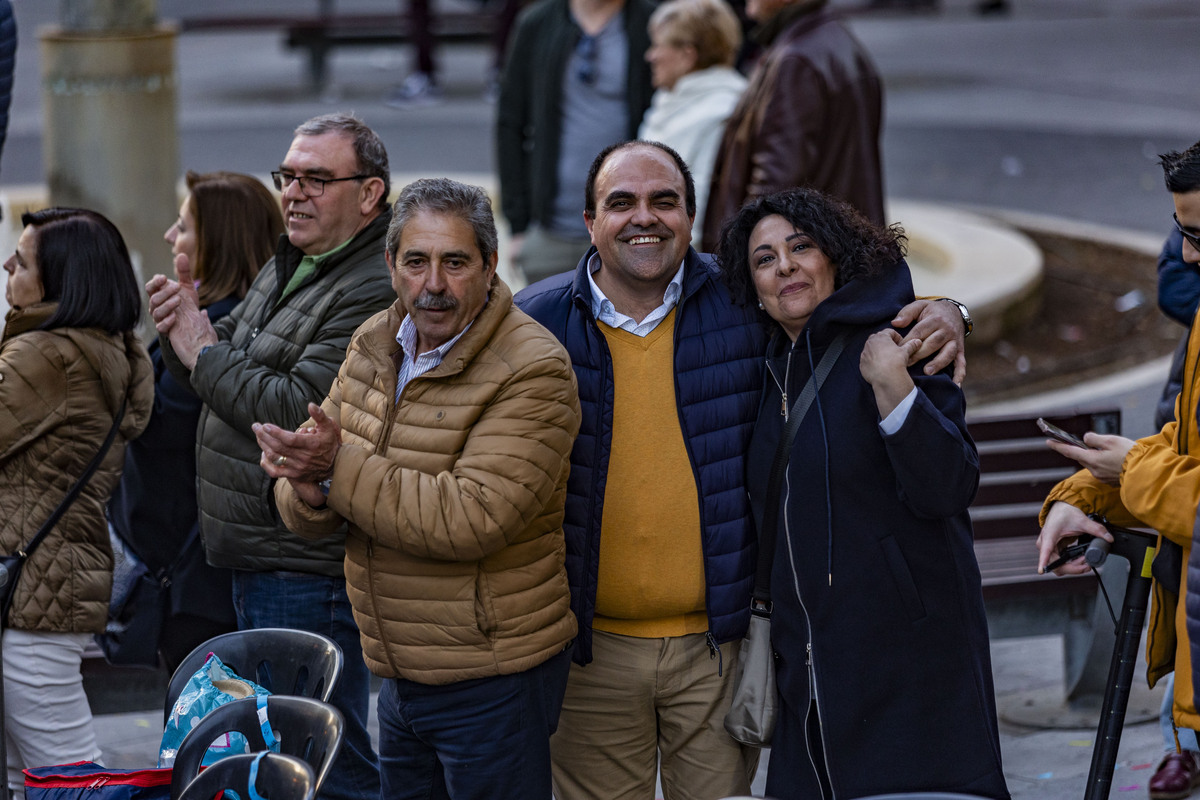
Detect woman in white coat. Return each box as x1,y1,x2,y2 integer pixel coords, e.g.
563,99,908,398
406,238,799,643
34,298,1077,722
639,0,747,243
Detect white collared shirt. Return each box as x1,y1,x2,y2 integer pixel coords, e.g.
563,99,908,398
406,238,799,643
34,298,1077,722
586,252,686,337
880,387,918,434
395,314,473,402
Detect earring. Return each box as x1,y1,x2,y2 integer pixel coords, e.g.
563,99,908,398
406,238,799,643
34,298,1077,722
757,300,764,310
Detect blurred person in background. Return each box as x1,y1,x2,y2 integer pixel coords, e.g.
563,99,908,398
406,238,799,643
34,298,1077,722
107,171,284,672
497,0,654,284
1,208,153,799
702,0,884,252
638,0,746,243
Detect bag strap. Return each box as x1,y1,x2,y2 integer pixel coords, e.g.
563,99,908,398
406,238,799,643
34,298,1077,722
752,334,847,607
16,397,127,562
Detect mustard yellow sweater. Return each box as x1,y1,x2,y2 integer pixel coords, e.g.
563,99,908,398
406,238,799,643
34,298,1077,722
593,312,708,638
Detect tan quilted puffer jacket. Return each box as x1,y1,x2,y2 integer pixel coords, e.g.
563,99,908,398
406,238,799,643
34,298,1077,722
0,303,154,632
277,279,580,684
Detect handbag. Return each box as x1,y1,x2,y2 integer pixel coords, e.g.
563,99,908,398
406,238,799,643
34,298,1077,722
724,334,846,747
0,399,127,627
23,762,171,800
97,523,200,668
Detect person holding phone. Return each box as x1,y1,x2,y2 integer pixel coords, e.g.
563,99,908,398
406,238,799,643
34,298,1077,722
1037,140,1200,800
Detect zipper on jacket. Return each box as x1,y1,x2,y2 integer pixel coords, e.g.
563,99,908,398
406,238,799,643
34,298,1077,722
705,631,723,676
784,464,837,798
669,288,721,650
766,348,792,420
363,539,400,677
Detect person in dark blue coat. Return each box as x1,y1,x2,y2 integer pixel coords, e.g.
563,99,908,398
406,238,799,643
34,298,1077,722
108,171,284,671
717,187,1009,800
0,0,14,183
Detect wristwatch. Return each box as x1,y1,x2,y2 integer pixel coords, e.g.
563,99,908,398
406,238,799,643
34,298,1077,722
940,298,973,338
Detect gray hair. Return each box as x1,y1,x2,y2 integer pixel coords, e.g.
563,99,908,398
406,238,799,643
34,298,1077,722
295,114,391,211
386,178,498,265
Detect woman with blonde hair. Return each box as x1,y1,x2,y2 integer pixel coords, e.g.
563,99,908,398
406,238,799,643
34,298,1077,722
108,171,284,671
639,0,747,241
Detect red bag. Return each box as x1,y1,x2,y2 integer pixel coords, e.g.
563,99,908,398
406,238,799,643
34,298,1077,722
23,762,171,800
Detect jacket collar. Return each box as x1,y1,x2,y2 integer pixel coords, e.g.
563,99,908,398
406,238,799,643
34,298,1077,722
2,302,56,342
273,210,393,299
365,276,516,379
752,0,828,47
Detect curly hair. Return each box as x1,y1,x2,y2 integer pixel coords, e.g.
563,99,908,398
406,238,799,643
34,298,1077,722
716,188,906,313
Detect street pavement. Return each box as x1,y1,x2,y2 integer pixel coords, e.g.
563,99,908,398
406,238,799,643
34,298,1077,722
5,0,1200,797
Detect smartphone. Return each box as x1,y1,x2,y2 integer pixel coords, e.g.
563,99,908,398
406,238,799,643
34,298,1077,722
1037,417,1091,449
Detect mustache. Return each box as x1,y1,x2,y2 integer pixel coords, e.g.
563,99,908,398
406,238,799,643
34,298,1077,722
414,292,457,311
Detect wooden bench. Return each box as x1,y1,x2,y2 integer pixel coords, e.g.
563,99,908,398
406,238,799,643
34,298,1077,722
967,409,1129,711
177,3,497,90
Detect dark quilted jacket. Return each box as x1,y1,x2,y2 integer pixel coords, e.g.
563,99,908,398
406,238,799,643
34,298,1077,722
0,303,154,632
515,247,766,663
161,213,395,576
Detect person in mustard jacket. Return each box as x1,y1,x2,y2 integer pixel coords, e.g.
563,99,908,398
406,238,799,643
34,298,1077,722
1037,139,1200,798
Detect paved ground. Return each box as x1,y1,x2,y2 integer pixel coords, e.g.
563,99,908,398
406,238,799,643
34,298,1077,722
5,0,1200,797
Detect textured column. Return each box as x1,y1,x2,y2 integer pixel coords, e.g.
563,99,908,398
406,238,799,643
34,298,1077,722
40,2,177,283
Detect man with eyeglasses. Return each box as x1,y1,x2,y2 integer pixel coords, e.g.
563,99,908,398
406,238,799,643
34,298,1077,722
1037,139,1200,800
147,113,394,800
496,0,654,284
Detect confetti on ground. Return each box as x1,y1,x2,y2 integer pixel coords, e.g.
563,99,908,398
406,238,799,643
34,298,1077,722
1131,763,1154,771
1069,740,1093,747
135,718,151,728
1037,773,1053,780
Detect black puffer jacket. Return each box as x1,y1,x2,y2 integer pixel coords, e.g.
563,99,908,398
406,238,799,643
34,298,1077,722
161,213,395,576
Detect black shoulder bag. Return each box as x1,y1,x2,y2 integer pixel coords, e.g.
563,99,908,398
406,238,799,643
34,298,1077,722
0,398,128,626
724,334,846,747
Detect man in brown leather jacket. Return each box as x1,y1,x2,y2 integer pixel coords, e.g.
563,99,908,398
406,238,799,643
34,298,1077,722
701,0,884,252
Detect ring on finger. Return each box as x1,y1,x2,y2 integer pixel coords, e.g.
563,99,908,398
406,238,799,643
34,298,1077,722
273,455,287,467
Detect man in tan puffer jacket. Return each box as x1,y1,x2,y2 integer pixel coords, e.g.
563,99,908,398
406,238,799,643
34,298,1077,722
258,177,580,800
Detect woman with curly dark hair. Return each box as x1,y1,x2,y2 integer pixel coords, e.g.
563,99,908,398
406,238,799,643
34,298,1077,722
717,188,1009,800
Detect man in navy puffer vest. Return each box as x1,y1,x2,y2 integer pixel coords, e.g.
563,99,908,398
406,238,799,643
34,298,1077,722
516,139,967,800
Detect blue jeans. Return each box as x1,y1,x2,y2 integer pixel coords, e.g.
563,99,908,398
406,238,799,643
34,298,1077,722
377,645,571,800
233,570,381,800
1160,672,1199,752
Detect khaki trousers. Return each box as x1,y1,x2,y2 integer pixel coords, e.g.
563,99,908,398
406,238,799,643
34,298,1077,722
550,630,757,800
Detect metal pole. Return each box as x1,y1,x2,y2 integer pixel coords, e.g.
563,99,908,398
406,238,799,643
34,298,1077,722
1082,527,1156,800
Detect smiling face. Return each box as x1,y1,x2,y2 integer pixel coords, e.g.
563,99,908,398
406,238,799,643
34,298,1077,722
646,27,697,90
586,145,694,297
389,210,497,355
748,214,836,340
164,195,199,269
278,132,375,255
3,226,44,311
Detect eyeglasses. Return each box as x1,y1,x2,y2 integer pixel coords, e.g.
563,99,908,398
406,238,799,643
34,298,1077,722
271,171,368,197
1175,213,1200,251
575,35,597,86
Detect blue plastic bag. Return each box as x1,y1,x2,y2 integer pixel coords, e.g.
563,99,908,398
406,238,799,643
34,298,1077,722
159,653,277,768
